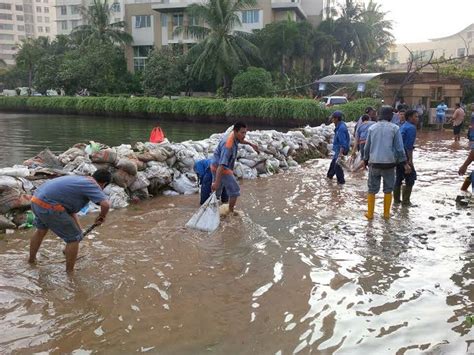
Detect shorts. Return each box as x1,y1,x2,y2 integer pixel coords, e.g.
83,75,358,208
436,114,445,123
395,163,417,187
368,166,395,194
453,124,462,135
31,204,83,243
212,172,240,198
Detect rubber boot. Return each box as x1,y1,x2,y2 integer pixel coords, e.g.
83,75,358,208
383,193,392,219
365,193,375,220
402,185,413,206
393,185,401,204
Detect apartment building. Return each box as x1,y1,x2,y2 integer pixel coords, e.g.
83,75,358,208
0,0,56,65
125,0,324,72
387,23,474,70
54,0,124,35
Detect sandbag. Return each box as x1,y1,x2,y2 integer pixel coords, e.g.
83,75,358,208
0,215,16,230
112,169,136,188
23,148,62,169
171,173,198,195
129,172,150,192
90,149,117,164
104,184,129,209
0,176,22,191
0,166,30,178
0,188,32,214
58,147,86,165
116,158,138,176
185,193,220,232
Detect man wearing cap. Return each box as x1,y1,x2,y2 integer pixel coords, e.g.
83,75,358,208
327,111,350,184
211,122,259,213
363,106,410,219
29,169,111,272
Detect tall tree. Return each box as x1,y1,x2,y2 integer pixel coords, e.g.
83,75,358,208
15,37,50,90
71,0,132,46
175,0,261,96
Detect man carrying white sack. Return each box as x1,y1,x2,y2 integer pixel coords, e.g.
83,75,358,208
211,122,260,213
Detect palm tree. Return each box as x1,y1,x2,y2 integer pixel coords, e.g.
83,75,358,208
175,0,261,96
71,0,132,46
15,37,50,89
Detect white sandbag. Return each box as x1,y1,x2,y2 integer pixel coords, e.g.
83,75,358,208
103,184,129,209
0,166,30,178
129,172,150,192
170,173,198,195
115,144,134,157
162,190,180,196
0,176,22,191
185,193,220,232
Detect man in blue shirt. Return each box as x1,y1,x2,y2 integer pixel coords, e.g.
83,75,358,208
436,101,448,130
363,106,410,219
211,122,259,213
194,158,228,205
394,110,419,205
29,170,111,272
327,111,350,184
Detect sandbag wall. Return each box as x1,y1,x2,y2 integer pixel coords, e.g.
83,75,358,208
0,123,345,231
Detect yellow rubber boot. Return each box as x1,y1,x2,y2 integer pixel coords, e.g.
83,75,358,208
365,193,375,220
383,193,392,219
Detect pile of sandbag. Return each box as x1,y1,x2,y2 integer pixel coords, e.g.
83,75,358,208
0,123,353,231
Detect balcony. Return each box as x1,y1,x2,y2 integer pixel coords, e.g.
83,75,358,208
271,0,306,19
151,0,197,13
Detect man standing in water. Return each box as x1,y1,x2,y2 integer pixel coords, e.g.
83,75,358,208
211,122,259,213
458,116,474,193
448,103,465,142
394,110,419,206
29,170,111,272
327,111,350,185
436,101,448,130
363,106,410,220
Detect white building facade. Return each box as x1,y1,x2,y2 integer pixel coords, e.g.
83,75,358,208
0,0,56,65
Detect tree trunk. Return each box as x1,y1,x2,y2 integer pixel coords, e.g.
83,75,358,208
223,74,230,99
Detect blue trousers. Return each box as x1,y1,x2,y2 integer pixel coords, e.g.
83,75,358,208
201,169,228,205
327,157,345,184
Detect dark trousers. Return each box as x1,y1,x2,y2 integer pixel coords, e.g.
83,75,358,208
200,169,228,205
395,163,417,187
327,157,345,184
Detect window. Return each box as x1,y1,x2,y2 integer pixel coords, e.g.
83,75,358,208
37,16,42,22
133,58,146,72
133,45,152,57
71,5,80,14
60,20,67,30
25,14,34,22
44,7,48,13
44,16,49,22
60,5,66,15
0,23,14,30
242,10,259,24
71,20,79,28
172,13,183,26
36,6,41,12
430,86,443,101
161,14,167,27
0,3,11,10
135,15,151,28
15,4,23,11
188,15,198,26
24,5,33,12
45,26,49,33
0,13,12,20
110,2,120,12
17,25,25,31
457,47,466,57
37,26,43,32
17,15,24,21
0,34,14,40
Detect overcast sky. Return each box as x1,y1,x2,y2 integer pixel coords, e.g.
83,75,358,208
375,0,473,43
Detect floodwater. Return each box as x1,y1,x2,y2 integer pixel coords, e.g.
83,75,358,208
0,113,287,168
0,130,473,354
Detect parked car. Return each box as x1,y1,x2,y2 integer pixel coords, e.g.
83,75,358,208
318,96,348,107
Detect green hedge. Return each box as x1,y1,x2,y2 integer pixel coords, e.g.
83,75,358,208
0,96,382,126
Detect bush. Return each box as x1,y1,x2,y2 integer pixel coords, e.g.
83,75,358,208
232,67,274,98
0,96,382,126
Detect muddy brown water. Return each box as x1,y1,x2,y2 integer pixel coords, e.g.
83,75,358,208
0,131,473,354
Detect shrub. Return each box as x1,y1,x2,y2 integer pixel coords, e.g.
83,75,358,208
231,67,274,98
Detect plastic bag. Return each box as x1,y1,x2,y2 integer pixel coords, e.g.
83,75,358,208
185,193,220,232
